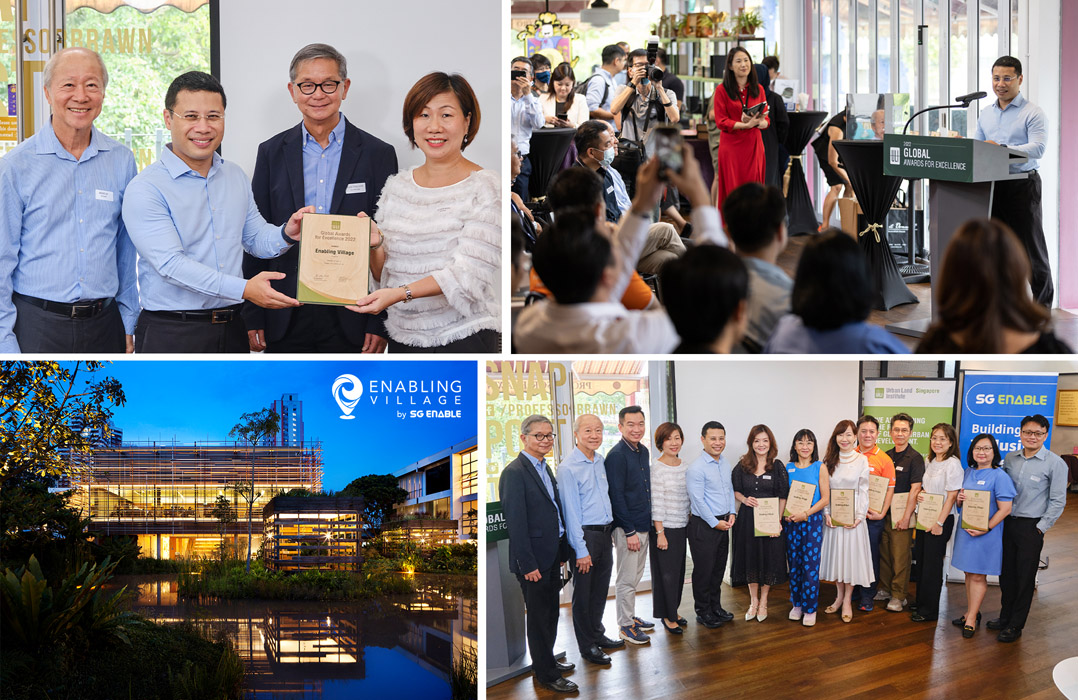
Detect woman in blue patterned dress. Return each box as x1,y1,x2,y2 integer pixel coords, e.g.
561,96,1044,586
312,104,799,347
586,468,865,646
784,428,830,627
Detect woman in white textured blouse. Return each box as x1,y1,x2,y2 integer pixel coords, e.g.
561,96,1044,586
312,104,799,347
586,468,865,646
649,422,690,634
348,72,501,352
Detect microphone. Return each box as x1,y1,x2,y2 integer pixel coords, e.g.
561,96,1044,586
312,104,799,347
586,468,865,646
955,91,987,106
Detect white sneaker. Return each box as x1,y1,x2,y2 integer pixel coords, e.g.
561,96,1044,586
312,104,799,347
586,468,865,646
789,606,803,621
873,590,891,601
802,612,817,627
886,598,905,612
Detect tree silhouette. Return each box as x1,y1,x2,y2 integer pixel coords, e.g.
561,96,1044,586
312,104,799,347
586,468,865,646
228,408,278,573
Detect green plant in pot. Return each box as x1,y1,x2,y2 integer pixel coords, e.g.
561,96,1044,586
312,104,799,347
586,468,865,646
737,9,763,36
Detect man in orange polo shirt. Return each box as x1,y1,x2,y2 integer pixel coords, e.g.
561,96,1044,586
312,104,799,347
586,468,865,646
853,414,895,612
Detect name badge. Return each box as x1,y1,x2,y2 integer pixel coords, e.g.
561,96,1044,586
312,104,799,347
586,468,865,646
896,466,904,471
345,182,366,194
1030,475,1041,482
606,185,615,194
977,480,986,485
95,189,114,202
762,474,771,480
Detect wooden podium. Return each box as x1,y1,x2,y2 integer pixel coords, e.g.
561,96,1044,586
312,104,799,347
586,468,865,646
881,134,1029,336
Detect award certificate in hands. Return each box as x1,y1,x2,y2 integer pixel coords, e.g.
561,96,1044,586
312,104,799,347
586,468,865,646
784,481,816,517
297,213,371,305
889,492,910,528
961,489,991,531
915,493,945,531
830,489,855,527
754,497,781,536
868,474,890,514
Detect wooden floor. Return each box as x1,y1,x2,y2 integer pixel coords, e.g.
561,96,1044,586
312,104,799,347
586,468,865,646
776,235,1078,352
488,491,1078,700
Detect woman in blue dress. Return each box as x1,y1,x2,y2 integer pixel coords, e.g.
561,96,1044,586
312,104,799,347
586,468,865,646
783,428,830,627
950,433,1016,638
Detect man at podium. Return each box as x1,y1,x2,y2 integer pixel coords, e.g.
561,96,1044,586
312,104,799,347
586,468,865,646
973,56,1051,306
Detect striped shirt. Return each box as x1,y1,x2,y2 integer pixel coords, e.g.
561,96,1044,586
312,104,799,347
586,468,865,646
122,146,292,311
0,120,138,352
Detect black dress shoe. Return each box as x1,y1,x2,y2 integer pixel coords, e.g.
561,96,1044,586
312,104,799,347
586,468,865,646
538,677,579,693
581,646,611,665
596,635,625,650
951,612,981,627
997,627,1022,643
662,619,684,635
986,617,1008,631
715,608,735,622
695,613,723,629
556,660,576,672
910,613,937,623
907,602,919,612
677,616,688,626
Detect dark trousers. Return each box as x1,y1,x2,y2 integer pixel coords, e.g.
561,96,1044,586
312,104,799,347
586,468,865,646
650,526,687,621
12,294,125,353
135,309,248,353
512,154,532,200
913,515,954,620
267,304,370,353
855,517,886,604
388,328,501,354
516,561,563,683
687,514,729,617
999,516,1044,630
570,528,613,651
992,171,1053,306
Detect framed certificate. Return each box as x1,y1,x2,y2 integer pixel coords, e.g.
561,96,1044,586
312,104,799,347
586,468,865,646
868,474,890,514
296,213,371,305
784,481,816,517
961,489,991,531
830,489,855,527
889,492,910,528
754,497,781,536
915,492,945,531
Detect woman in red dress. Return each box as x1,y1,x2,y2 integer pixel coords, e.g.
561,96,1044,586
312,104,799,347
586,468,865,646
714,47,769,207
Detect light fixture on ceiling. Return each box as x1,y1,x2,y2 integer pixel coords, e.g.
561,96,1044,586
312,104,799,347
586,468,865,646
580,0,620,27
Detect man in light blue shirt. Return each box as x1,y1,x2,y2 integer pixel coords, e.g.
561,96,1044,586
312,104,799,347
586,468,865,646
990,414,1068,643
511,56,545,200
686,421,737,628
586,45,627,127
0,47,137,353
557,414,623,665
123,71,312,353
973,55,1053,306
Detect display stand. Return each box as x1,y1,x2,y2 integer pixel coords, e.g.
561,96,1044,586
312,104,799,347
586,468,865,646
784,111,828,235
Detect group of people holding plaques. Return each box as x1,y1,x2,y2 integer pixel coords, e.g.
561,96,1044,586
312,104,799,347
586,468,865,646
499,409,1067,694
1,43,499,354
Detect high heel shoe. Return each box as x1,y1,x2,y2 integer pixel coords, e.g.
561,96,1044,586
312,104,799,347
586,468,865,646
745,602,759,621
951,612,981,627
841,602,853,623
757,604,768,622
824,601,841,614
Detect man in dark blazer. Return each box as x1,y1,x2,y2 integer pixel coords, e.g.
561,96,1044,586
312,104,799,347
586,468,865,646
242,43,397,353
499,414,577,694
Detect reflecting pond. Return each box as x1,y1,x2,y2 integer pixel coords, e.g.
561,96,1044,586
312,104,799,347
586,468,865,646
113,575,477,700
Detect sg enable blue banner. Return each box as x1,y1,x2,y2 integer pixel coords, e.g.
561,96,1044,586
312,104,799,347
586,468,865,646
958,373,1057,459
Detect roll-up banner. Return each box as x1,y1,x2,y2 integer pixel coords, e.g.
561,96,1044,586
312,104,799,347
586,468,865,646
861,378,957,456
957,372,1058,459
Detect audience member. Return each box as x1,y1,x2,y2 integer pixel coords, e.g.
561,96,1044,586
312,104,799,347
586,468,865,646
510,140,539,252
655,47,685,111
540,63,590,128
530,53,552,97
917,219,1071,353
755,64,789,189
586,45,627,126
721,182,790,352
661,246,748,354
511,56,545,199
811,111,850,230
765,229,909,354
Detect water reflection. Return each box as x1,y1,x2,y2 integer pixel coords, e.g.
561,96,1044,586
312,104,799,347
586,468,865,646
116,576,477,700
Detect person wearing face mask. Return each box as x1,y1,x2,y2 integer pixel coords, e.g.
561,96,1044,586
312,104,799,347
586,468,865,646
530,53,553,98
511,56,544,200
540,63,589,129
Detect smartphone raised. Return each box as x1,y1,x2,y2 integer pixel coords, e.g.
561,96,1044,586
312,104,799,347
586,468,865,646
510,69,527,80
650,125,684,177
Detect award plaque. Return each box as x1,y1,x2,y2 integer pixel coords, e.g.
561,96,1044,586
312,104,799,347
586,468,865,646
961,489,991,531
754,497,781,536
889,492,910,528
296,213,371,305
915,493,945,531
868,474,890,514
784,481,816,518
830,489,855,527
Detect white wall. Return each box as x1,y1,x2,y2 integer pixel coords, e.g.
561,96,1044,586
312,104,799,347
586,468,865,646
218,0,502,179
673,360,862,465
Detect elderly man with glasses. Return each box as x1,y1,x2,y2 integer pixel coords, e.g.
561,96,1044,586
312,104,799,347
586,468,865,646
988,413,1068,643
499,414,576,693
241,43,397,354
123,71,314,353
0,47,137,353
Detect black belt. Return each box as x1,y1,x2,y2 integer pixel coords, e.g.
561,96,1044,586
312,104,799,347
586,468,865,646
1007,515,1038,521
145,304,242,323
582,523,613,533
14,292,113,319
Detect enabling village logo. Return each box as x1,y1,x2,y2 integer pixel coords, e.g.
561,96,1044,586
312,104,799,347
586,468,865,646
332,374,363,420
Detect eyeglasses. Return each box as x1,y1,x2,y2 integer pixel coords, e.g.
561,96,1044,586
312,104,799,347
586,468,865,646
992,75,1018,84
972,446,994,453
1020,429,1047,437
527,432,556,442
169,110,223,124
295,80,342,95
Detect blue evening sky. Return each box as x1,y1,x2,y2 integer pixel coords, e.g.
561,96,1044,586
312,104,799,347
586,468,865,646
61,360,477,491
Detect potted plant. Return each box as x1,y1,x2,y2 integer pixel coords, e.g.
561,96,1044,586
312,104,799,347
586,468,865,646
736,9,764,36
